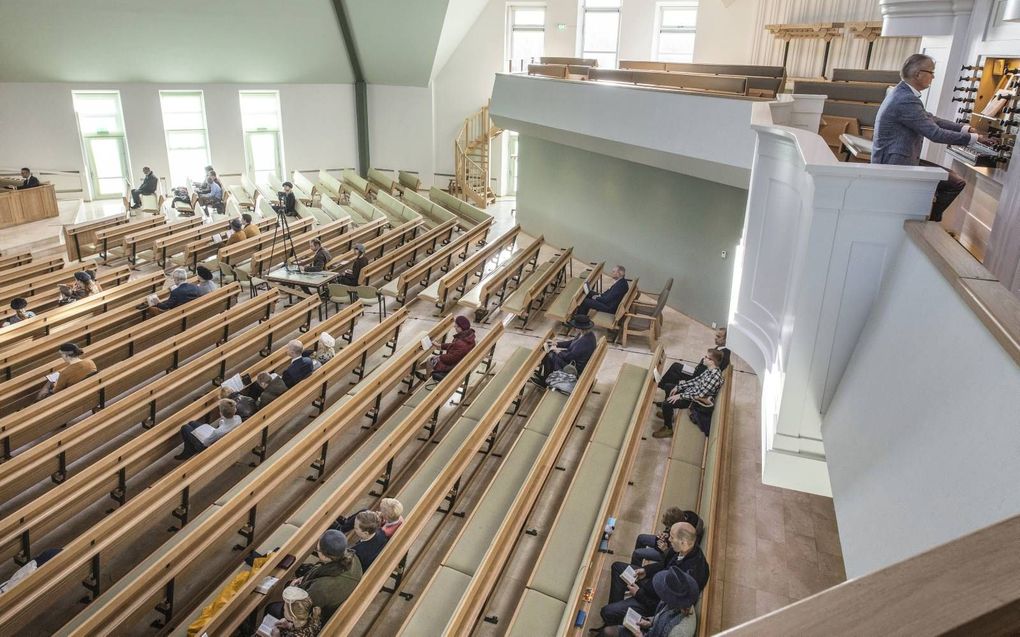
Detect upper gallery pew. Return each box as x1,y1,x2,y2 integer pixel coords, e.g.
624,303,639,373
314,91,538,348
0,299,359,574
458,235,544,320
0,249,33,272
62,214,130,261
505,348,663,635
502,248,574,328
379,218,493,304
398,338,608,635
830,68,900,84
0,282,236,413
192,321,512,636
0,266,133,329
546,262,604,324
528,64,752,96
419,224,521,311
0,288,288,459
46,311,432,635
400,188,460,228
91,215,166,261
429,186,492,229
619,60,785,97
367,168,397,196
0,269,158,345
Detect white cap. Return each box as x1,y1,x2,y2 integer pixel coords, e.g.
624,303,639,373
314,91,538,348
319,332,336,349
282,586,309,603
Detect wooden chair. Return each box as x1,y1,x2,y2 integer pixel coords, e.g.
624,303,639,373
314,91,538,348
621,278,673,348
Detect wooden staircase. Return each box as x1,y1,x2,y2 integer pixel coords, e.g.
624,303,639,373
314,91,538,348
453,103,501,207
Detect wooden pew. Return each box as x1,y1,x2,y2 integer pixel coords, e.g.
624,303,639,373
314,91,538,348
341,168,372,200
186,320,510,636
0,269,158,346
373,191,435,230
503,347,663,635
502,248,574,329
356,219,457,286
383,189,456,230
62,214,130,261
2,256,74,287
248,217,382,276
216,216,314,268
317,192,349,222
400,338,608,634
429,186,492,229
396,170,423,195
153,217,274,268
294,197,334,225
324,218,426,276
0,257,100,305
234,218,351,274
368,167,397,196
291,171,318,202
0,299,358,573
419,224,520,311
269,173,312,205
93,215,166,261
0,289,288,458
546,262,605,324
317,170,344,202
591,277,641,340
0,265,131,325
35,311,419,636
0,283,238,414
458,236,543,319
342,190,386,225
353,191,420,229
0,249,33,272
179,217,278,271
380,218,492,304
120,216,204,265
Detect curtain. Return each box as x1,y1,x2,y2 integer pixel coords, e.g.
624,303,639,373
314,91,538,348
747,0,921,78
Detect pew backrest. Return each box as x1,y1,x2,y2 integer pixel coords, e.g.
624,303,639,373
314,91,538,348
0,250,32,272
397,171,422,193
367,168,396,195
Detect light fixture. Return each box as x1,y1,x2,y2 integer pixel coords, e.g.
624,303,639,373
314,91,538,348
1005,0,1020,22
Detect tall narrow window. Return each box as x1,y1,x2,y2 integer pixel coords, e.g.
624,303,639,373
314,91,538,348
508,5,546,72
654,2,698,63
580,0,621,69
71,91,131,200
239,90,285,184
159,91,211,187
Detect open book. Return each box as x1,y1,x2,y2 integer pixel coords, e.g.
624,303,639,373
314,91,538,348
619,564,637,586
190,423,217,445
45,372,60,384
221,373,245,394
420,335,432,351
254,613,279,637
681,362,697,375
623,607,642,635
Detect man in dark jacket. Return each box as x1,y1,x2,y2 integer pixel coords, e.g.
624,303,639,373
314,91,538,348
148,268,201,314
339,243,369,285
578,265,629,315
302,238,332,273
9,167,40,190
600,521,709,625
130,167,158,209
534,314,597,385
349,510,389,571
282,339,315,388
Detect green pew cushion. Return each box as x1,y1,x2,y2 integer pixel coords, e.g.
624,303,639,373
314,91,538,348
524,390,568,436
662,458,702,513
590,364,646,450
507,588,568,637
671,418,707,467
399,566,472,637
461,347,531,421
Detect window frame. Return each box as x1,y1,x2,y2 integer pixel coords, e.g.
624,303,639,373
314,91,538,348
159,90,212,187
506,3,547,72
238,90,286,183
578,0,622,69
71,90,132,200
652,1,699,64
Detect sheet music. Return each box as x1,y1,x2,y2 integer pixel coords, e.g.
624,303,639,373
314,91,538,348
420,335,432,351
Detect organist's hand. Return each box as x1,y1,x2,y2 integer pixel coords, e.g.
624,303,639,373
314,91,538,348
977,135,996,147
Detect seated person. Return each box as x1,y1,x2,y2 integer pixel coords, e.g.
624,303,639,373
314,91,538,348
226,218,246,245
6,167,40,190
601,522,709,626
418,316,475,381
227,371,288,416
193,166,215,194
333,497,404,538
349,510,389,571
147,268,201,315
653,349,724,439
38,342,97,399
338,243,368,286
270,587,321,637
533,314,596,386
659,328,730,389
299,239,331,273
195,265,217,295
130,166,158,209
282,339,315,388
241,212,261,239
316,333,336,364
2,297,35,327
579,265,629,316
175,398,243,460
598,567,699,637
58,270,102,304
629,508,701,567
280,530,362,623
279,181,298,216
193,171,223,209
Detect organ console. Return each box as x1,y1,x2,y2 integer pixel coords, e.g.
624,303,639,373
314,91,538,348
952,97,976,103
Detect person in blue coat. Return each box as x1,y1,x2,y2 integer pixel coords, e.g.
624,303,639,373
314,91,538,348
579,265,629,315
533,314,597,386
282,339,315,388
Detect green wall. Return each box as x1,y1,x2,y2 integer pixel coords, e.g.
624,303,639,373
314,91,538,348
517,136,748,326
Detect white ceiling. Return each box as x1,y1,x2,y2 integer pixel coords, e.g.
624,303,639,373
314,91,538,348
0,0,488,86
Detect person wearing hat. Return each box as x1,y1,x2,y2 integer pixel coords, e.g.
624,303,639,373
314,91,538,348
268,586,322,637
226,218,246,245
316,332,337,364
195,265,217,295
38,342,97,399
422,315,476,381
242,212,261,239
601,522,709,626
533,313,597,386
279,181,298,217
59,270,102,304
339,243,369,285
283,529,363,622
2,297,35,327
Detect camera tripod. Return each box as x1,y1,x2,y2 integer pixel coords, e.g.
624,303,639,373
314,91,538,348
267,206,299,273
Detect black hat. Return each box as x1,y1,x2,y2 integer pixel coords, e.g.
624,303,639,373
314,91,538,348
567,314,593,330
73,271,92,284
10,297,27,310
652,566,699,609
196,265,213,281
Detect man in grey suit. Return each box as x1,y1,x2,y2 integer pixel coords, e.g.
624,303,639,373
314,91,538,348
872,54,994,221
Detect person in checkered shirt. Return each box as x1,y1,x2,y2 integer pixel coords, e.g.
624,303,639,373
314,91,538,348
653,348,724,438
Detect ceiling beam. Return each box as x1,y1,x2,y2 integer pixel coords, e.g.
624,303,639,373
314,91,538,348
331,0,370,176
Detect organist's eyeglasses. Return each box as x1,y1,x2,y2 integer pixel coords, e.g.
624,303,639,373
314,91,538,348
919,69,935,76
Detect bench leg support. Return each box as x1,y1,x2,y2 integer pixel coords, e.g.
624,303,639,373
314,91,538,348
151,579,175,628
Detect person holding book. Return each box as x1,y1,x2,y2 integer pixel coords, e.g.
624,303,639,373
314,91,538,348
266,587,321,637
598,567,699,637
2,297,35,327
37,342,97,399
58,270,101,305
533,314,597,387
147,267,201,316
174,399,243,460
417,315,475,382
